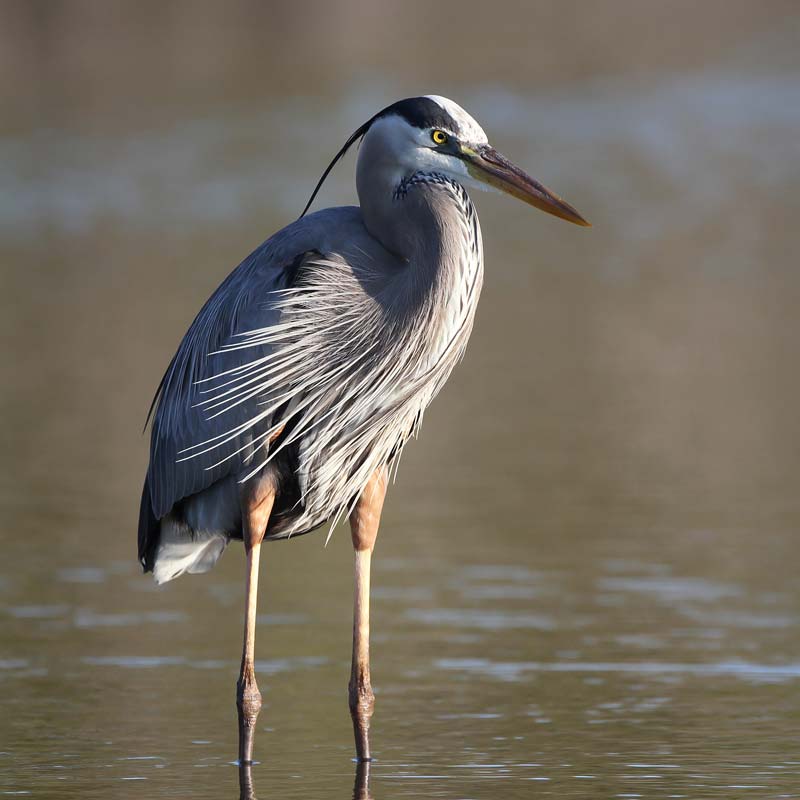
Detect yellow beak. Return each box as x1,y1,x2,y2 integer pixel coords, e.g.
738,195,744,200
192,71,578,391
463,144,590,227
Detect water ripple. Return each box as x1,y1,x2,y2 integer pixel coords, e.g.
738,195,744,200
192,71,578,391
407,608,557,630
597,577,741,602
435,658,800,682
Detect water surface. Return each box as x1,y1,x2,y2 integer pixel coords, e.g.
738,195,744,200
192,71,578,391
2,4,800,798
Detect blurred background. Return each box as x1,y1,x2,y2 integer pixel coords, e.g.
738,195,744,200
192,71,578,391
1,1,799,798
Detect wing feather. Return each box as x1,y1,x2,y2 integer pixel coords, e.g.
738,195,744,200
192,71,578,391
140,208,364,528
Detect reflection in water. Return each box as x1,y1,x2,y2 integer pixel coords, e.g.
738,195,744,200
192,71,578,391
239,764,257,800
238,762,256,800
237,760,372,800
352,761,372,800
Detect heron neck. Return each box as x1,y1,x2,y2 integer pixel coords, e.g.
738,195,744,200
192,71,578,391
359,171,482,306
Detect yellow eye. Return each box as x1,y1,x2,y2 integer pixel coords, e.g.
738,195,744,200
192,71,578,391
431,129,448,145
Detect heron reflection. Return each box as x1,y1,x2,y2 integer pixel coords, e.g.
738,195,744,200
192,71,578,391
237,758,373,799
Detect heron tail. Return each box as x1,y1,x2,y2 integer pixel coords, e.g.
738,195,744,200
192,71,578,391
138,477,160,573
150,515,229,585
137,476,231,584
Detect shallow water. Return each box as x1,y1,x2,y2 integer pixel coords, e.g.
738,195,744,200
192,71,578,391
2,4,800,798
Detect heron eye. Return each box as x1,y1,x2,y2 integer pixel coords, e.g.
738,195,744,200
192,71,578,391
431,129,448,145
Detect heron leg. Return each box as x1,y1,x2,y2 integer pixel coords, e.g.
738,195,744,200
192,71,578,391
236,475,276,765
348,466,388,762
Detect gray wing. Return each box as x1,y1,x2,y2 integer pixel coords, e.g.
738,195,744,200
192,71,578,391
142,206,363,523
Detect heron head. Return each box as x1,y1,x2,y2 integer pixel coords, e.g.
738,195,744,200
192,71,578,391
302,95,589,227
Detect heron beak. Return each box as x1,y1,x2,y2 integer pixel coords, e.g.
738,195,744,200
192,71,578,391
462,144,590,227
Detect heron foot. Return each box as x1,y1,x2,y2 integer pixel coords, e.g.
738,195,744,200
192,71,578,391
349,679,375,762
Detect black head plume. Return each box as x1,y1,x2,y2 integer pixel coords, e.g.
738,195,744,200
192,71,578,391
299,115,375,218
299,97,459,218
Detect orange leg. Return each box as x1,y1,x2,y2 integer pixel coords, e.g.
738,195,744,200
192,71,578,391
348,466,388,762
236,475,276,765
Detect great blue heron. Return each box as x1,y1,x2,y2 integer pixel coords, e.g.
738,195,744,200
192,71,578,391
138,94,589,764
